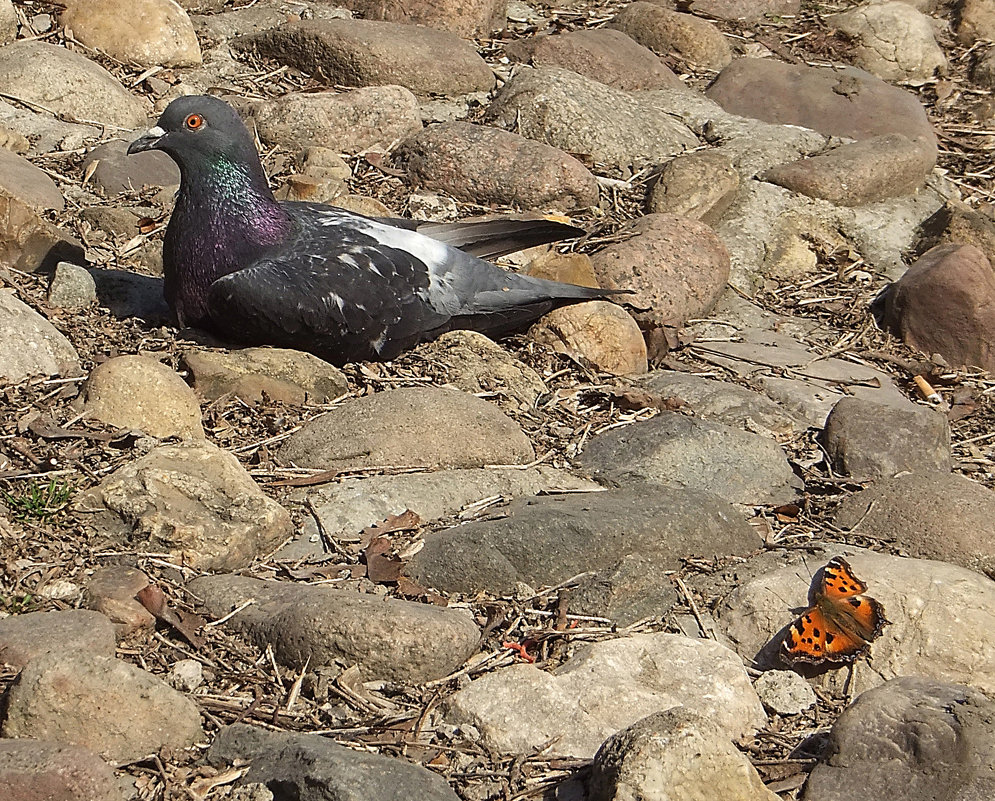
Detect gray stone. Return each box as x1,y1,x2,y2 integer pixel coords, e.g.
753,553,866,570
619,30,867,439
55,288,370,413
579,412,802,506
182,347,348,405
235,19,495,96
278,386,534,471
190,574,480,683
0,289,80,383
408,488,761,613
295,466,598,555
821,396,951,480
833,472,995,579
487,67,698,170
247,86,423,153
48,261,97,309
830,0,946,83
209,724,461,801
803,677,995,801
0,609,116,668
0,0,14,43
167,659,204,692
1,650,205,763
0,41,147,129
81,355,204,439
82,139,179,195
0,740,125,801
0,98,98,153
442,633,766,758
637,370,803,437
76,440,293,572
590,708,779,801
714,548,995,696
753,670,816,716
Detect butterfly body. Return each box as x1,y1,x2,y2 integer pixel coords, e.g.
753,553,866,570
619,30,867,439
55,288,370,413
781,557,887,665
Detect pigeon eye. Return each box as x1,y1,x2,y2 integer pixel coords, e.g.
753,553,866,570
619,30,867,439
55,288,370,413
184,113,205,131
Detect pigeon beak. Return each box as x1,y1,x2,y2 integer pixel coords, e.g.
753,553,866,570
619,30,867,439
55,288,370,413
127,125,167,155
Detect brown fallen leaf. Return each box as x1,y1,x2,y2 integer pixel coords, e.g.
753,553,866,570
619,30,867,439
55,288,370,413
358,509,421,549
136,584,205,649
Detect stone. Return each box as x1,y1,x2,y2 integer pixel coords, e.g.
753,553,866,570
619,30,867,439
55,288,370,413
0,41,147,129
190,574,480,683
610,2,733,71
182,347,348,405
0,609,116,668
0,289,80,384
830,1,946,83
589,708,779,801
167,659,204,692
80,355,204,439
802,676,995,801
487,67,698,170
529,300,648,375
209,724,461,801
714,548,995,696
753,670,816,716
0,740,125,801
76,440,293,572
48,261,97,309
82,139,179,195
960,0,995,43
821,396,951,480
833,472,995,579
236,19,495,96
83,566,156,635
337,0,505,38
442,633,766,758
0,148,63,211
62,0,202,68
416,331,548,408
408,488,761,612
875,244,995,371
648,149,740,224
399,122,599,210
0,187,83,274
682,0,800,21
507,28,682,91
591,214,729,341
579,411,802,506
636,370,803,437
526,250,600,288
0,97,98,154
706,58,938,162
293,466,598,557
1,650,205,763
247,87,422,153
0,0,14,43
764,134,936,207
275,174,345,205
278,386,534,470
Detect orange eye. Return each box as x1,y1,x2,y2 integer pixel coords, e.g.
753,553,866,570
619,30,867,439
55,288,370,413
184,113,204,130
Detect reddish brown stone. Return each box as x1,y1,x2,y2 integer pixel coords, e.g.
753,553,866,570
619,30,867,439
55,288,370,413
399,122,598,210
0,740,124,801
83,566,156,635
876,244,995,370
590,213,730,332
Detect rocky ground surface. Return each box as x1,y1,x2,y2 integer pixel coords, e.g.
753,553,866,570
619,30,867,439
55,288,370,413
2,0,995,799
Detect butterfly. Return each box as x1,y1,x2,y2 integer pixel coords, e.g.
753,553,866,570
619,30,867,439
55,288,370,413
780,556,888,665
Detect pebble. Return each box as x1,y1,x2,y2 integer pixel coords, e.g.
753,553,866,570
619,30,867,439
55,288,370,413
48,261,97,309
80,354,205,440
168,659,204,692
753,670,817,716
83,566,156,635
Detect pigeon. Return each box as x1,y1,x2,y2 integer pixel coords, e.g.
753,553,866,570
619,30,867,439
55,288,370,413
128,95,623,365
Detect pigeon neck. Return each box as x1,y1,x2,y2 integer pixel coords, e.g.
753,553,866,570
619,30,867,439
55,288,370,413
197,153,291,243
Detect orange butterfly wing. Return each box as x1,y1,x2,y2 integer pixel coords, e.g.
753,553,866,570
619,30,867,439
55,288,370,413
781,557,887,666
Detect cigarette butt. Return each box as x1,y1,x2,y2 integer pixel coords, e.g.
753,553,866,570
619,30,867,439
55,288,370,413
914,374,941,403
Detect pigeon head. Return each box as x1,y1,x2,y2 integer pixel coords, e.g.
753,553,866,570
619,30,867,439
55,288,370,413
128,95,261,174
